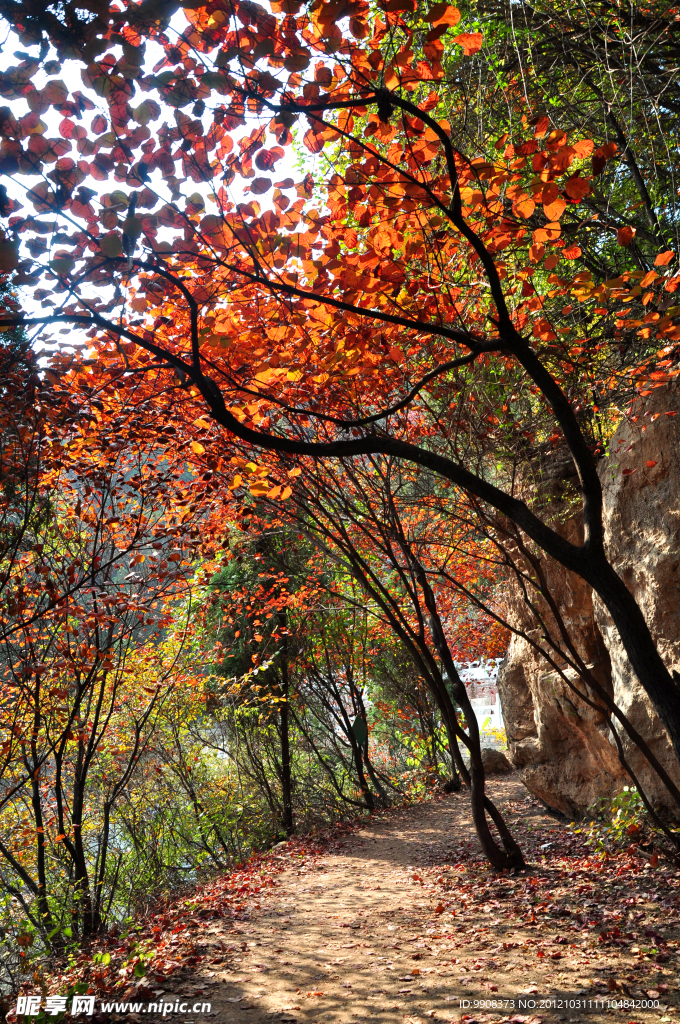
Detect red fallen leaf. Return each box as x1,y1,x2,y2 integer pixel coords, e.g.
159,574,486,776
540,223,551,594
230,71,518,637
646,461,657,468
434,904,445,914
649,853,658,867
622,468,636,475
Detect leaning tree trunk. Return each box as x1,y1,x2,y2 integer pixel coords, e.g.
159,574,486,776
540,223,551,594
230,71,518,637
413,567,525,869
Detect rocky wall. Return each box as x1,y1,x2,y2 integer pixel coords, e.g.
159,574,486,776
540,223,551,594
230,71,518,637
497,385,680,817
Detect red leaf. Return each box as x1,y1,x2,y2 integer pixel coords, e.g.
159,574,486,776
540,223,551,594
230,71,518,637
565,176,591,201
303,129,325,154
250,177,272,195
617,226,636,247
454,31,483,54
255,148,285,172
426,2,461,26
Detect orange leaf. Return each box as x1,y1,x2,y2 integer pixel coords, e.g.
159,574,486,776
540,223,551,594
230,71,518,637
543,197,566,221
563,245,582,260
513,197,535,219
426,2,461,26
190,440,205,455
655,250,675,266
533,115,550,139
572,139,594,159
646,460,657,468
530,242,545,263
454,31,483,54
649,852,658,867
617,225,636,247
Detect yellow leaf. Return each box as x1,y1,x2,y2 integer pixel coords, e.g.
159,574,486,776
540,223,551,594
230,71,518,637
191,440,205,455
192,417,211,430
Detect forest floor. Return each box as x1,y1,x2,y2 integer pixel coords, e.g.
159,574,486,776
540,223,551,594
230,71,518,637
135,778,680,1024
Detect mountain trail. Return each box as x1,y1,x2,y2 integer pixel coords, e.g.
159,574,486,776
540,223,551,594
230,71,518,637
151,778,680,1024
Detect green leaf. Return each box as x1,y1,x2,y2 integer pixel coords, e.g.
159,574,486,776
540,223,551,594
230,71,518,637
0,241,19,272
99,233,123,258
50,256,75,276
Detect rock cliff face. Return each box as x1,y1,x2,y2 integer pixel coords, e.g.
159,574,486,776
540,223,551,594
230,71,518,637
496,385,680,817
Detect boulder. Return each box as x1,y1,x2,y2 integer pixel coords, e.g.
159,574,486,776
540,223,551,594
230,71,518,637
481,747,513,775
497,385,680,817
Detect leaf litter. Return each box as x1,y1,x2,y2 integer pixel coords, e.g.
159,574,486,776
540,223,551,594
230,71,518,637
29,780,680,1023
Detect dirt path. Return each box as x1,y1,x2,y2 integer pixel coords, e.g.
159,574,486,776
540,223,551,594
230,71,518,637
154,779,680,1024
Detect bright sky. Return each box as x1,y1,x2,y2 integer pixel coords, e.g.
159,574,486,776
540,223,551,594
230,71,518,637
0,7,324,355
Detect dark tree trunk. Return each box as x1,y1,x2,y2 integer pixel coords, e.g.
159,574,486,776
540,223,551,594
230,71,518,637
278,622,294,837
582,554,680,765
